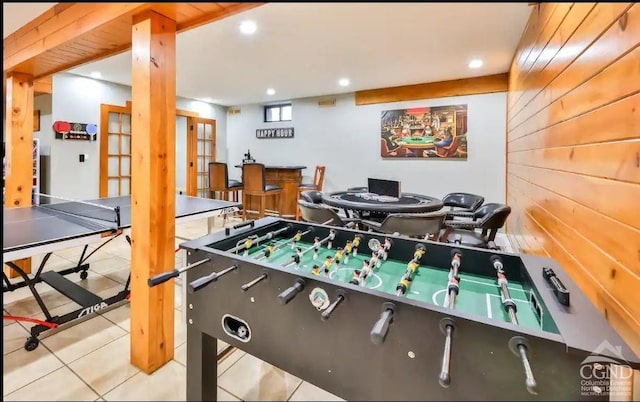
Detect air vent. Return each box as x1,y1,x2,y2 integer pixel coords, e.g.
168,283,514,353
228,108,241,115
318,98,336,108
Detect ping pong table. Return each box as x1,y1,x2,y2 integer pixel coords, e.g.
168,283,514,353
3,194,241,351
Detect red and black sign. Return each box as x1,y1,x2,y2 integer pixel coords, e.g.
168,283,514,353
53,121,98,141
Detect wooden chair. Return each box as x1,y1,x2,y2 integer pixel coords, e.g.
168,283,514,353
295,166,326,220
209,162,242,202
433,135,463,158
242,163,282,220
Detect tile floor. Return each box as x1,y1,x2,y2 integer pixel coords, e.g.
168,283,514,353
1,217,537,401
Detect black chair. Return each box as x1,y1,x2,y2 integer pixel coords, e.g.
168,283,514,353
442,192,484,218
297,200,360,228
441,203,511,248
361,211,447,240
299,189,323,204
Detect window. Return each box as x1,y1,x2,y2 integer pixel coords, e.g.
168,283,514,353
264,103,292,122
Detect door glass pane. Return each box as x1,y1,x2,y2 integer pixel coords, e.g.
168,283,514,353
198,156,204,172
121,136,131,154
205,124,212,140
204,155,212,167
197,140,204,155
120,178,130,195
197,174,204,188
197,123,205,139
108,113,120,133
108,157,120,175
122,114,131,134
108,135,119,154
121,156,130,175
108,178,119,196
281,105,292,120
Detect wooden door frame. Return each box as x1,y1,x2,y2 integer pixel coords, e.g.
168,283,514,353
186,116,217,197
99,101,201,197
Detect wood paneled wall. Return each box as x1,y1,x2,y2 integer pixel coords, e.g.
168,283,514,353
506,2,640,354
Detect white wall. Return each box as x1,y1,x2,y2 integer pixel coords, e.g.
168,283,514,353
227,92,507,203
50,73,227,199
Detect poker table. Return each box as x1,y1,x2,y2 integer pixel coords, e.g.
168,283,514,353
397,136,436,149
322,191,443,214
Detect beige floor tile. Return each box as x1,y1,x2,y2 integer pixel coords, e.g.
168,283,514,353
103,360,186,401
217,387,241,401
102,267,130,286
100,304,130,332
289,381,344,401
32,253,77,272
174,343,186,366
174,309,187,347
4,366,99,401
68,271,121,294
21,299,82,326
68,334,139,395
3,323,30,356
41,315,127,364
4,283,75,318
218,353,301,401
218,349,245,376
2,344,64,396
53,245,96,261
86,256,130,275
174,340,230,367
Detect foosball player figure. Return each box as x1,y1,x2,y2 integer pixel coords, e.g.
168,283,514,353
407,260,419,278
370,252,380,271
414,247,426,263
264,243,276,259
396,273,412,296
313,236,321,260
243,237,253,257
375,244,386,266
328,229,336,250
343,240,353,264
352,234,362,256
292,230,303,250
383,237,392,260
322,255,333,277
312,265,321,276
293,247,303,270
334,247,344,265
359,260,373,284
349,270,362,286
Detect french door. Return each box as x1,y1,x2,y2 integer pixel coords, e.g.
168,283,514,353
100,104,132,197
186,117,216,197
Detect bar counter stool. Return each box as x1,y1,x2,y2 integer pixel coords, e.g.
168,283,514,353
209,162,243,202
242,163,282,220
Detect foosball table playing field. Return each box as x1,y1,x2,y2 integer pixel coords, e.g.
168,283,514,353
149,217,640,401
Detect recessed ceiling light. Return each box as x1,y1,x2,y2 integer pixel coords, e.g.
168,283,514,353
468,59,483,69
338,78,350,87
266,88,276,96
239,20,257,35
89,71,102,79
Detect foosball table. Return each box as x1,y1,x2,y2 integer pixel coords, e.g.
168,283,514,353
149,217,639,401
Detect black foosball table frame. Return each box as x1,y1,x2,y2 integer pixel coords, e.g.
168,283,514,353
168,217,639,401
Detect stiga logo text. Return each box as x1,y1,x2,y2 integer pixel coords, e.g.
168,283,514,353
78,302,109,318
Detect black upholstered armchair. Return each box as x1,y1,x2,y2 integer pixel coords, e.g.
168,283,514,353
442,192,485,219
299,189,323,204
297,200,361,228
360,211,446,240
441,203,511,248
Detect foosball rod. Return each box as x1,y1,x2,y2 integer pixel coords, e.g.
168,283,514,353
439,249,462,388
228,225,292,254
490,255,538,395
148,257,210,287
256,227,314,262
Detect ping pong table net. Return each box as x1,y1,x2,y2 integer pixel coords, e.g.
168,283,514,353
38,194,121,229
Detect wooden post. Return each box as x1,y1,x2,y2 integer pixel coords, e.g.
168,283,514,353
129,10,176,374
4,72,34,278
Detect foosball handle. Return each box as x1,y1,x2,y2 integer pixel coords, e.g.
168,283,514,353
188,264,238,293
148,270,179,287
320,291,346,321
370,302,396,345
277,278,306,305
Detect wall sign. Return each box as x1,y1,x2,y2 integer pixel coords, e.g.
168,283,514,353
256,127,294,139
53,121,98,141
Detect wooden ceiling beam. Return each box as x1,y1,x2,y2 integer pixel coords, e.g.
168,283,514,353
3,3,266,79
